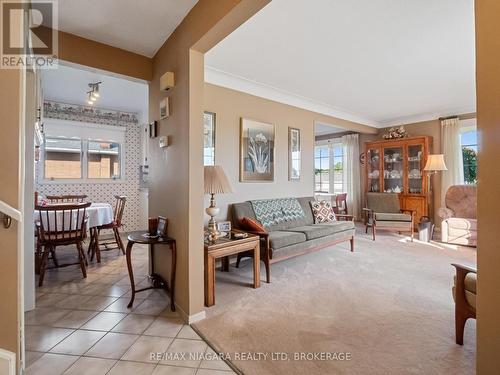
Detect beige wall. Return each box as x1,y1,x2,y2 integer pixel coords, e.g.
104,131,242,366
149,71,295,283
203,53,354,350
147,0,271,318
475,0,500,372
0,64,23,367
203,83,376,220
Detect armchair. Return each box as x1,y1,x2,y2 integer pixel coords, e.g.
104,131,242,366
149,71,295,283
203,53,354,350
438,185,477,246
364,192,414,241
452,263,476,345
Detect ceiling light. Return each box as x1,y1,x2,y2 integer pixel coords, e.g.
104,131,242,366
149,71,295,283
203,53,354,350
86,81,102,103
87,92,94,105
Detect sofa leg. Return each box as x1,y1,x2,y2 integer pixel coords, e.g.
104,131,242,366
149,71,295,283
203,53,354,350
372,225,376,241
235,254,242,268
350,237,354,252
264,260,270,283
365,225,368,234
455,312,468,345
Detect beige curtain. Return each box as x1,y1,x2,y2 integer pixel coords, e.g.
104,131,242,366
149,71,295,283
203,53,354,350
441,118,464,203
342,133,361,219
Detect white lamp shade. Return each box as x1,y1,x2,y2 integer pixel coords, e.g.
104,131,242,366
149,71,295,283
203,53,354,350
424,154,448,171
204,166,233,194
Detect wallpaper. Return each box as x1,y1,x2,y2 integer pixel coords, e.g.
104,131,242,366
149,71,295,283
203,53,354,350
36,100,146,232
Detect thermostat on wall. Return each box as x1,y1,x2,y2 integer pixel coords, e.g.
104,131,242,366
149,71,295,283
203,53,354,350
159,136,169,148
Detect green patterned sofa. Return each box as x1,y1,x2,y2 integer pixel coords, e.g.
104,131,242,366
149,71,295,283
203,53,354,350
230,197,355,282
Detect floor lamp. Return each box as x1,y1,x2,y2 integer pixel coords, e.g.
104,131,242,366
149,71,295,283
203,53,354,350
424,154,448,222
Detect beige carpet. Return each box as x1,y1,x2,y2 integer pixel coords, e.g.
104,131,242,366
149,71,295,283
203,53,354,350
193,226,476,375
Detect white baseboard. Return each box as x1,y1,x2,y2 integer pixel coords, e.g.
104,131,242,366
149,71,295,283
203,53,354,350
175,303,206,324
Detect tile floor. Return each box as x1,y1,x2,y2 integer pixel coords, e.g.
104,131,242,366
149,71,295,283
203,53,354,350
26,240,235,375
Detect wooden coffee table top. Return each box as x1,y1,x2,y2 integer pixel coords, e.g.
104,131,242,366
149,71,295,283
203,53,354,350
204,231,259,251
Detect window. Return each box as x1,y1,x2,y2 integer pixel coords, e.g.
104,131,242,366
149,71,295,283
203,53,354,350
204,112,216,166
44,138,82,179
460,130,477,184
314,139,344,193
314,145,329,192
87,141,121,179
42,119,125,182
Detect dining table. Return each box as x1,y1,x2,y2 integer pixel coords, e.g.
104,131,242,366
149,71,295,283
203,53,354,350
34,202,114,262
34,202,114,230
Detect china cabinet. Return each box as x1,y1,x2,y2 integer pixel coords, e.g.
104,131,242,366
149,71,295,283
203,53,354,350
364,136,432,224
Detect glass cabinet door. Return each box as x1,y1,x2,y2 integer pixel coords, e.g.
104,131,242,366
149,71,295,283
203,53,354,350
383,146,404,193
367,148,381,192
407,144,424,194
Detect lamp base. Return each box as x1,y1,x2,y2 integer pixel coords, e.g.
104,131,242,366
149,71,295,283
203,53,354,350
206,194,220,242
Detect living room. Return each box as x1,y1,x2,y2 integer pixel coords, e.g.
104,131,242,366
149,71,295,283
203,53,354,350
0,1,498,375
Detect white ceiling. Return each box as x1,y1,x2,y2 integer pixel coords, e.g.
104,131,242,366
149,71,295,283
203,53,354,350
42,63,148,118
55,0,198,57
206,0,476,128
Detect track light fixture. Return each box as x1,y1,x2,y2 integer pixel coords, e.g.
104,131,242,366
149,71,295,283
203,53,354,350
86,81,102,105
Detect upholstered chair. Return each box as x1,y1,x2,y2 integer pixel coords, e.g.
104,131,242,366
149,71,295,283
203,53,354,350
363,192,414,241
438,185,477,246
452,263,476,345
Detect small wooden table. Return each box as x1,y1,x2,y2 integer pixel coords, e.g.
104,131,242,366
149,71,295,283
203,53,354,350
125,231,176,311
204,232,260,307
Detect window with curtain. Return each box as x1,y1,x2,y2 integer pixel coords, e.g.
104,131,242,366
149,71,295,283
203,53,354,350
203,111,216,166
460,130,477,184
314,139,344,193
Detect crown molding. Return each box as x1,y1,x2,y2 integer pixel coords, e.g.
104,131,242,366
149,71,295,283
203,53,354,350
204,66,381,128
379,106,477,127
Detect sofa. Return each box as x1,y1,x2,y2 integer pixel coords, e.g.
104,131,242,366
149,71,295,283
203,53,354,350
438,185,477,246
230,197,355,283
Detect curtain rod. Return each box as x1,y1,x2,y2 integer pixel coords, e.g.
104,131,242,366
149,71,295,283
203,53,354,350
438,115,459,121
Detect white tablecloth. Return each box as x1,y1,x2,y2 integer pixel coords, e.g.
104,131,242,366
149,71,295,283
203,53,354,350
34,202,114,230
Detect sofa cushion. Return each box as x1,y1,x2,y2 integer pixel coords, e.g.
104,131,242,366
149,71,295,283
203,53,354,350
288,221,355,240
374,212,412,222
366,192,401,213
268,231,307,249
310,200,336,223
316,220,356,232
446,217,477,231
452,272,477,310
250,198,305,228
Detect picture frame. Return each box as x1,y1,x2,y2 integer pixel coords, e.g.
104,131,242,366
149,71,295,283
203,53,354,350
288,127,301,181
156,216,169,237
160,97,169,120
240,118,275,182
217,220,231,233
149,121,157,138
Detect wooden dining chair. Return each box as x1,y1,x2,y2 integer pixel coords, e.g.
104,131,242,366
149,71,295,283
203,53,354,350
335,193,348,215
46,194,88,203
35,202,91,286
90,195,127,263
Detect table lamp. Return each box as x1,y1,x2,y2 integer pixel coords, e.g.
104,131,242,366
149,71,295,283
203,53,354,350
204,166,233,241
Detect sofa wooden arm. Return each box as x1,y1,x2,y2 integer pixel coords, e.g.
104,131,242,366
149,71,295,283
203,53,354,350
362,208,373,224
336,214,355,221
452,263,477,275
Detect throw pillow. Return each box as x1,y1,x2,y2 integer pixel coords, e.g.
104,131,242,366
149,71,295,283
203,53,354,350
240,217,267,233
310,200,336,223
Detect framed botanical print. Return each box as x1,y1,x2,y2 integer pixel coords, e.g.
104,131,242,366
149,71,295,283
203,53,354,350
240,118,275,182
160,97,169,119
288,127,301,181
